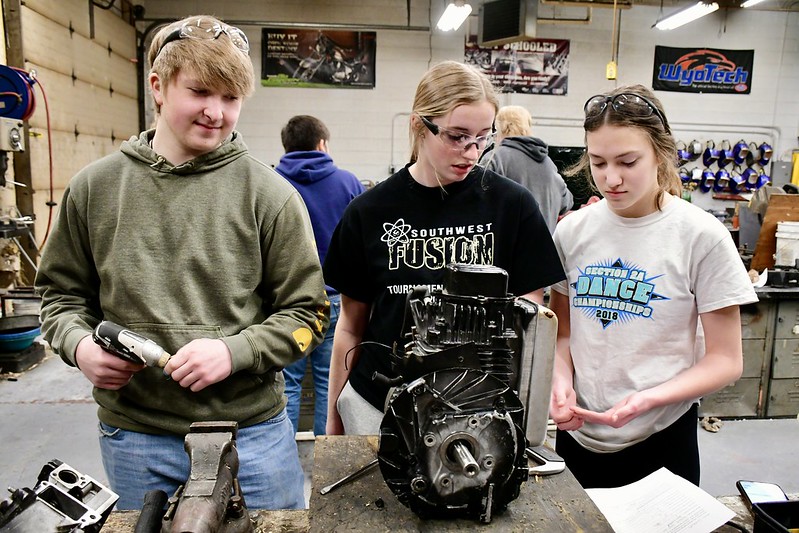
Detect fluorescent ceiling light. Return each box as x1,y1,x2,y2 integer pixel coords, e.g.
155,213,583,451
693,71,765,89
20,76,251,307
654,2,719,30
437,1,473,32
741,0,767,7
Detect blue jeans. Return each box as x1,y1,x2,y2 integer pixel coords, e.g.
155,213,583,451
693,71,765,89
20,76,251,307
283,292,339,435
98,409,305,510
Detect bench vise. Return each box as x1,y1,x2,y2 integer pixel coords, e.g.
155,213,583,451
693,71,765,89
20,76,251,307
160,421,252,533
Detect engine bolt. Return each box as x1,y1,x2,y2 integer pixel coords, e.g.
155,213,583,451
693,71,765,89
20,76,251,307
411,476,428,493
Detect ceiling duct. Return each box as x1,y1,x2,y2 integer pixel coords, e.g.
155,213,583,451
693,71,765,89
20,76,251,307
478,0,538,46
541,0,798,10
541,0,631,6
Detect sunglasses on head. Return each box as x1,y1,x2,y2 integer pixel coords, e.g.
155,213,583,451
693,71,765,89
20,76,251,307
584,93,670,133
156,19,250,59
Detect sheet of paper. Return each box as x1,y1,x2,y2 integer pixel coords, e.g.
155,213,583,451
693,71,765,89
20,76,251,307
585,467,735,533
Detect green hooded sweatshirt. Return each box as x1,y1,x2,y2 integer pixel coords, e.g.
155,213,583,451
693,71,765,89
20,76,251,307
35,130,330,435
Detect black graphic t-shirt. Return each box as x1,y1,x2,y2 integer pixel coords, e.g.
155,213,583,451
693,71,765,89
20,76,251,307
323,165,565,410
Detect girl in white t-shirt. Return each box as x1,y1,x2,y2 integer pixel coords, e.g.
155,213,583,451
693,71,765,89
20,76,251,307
549,84,757,488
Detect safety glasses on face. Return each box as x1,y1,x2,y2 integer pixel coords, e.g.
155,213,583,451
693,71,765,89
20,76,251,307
420,116,495,153
156,19,250,58
584,93,669,133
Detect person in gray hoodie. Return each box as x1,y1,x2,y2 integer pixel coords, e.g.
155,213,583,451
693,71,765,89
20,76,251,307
481,105,573,233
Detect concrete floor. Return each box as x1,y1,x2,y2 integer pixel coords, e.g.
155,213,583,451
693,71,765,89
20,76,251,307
1,345,798,511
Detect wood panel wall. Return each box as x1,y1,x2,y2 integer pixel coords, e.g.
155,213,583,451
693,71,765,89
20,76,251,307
2,0,138,283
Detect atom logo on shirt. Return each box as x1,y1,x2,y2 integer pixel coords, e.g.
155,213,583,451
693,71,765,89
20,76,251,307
570,258,669,328
381,219,412,247
381,218,495,270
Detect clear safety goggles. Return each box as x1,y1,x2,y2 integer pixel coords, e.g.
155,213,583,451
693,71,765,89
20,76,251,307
156,19,250,58
420,116,495,153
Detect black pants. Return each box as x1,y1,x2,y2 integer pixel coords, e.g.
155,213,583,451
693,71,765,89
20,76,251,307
555,403,700,489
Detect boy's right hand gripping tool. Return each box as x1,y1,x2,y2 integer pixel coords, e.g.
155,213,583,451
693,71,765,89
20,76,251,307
92,320,172,368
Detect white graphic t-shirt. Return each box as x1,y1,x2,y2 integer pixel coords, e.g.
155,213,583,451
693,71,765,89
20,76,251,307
552,196,757,452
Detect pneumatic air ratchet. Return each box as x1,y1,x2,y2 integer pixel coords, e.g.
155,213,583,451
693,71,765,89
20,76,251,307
92,320,172,368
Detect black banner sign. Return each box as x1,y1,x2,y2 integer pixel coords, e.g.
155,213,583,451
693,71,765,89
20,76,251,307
652,46,753,94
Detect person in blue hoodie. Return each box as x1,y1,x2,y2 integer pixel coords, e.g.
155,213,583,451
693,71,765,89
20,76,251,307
276,115,365,435
481,105,573,233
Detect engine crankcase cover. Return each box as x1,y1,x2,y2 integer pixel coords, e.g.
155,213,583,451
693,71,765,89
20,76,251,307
378,368,528,523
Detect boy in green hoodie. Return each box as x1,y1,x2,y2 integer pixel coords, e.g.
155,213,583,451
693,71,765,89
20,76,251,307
35,15,329,510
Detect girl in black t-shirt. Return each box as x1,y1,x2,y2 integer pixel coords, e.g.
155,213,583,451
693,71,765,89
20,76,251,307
322,61,565,435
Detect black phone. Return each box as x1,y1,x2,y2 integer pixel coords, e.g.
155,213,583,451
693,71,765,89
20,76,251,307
736,480,789,511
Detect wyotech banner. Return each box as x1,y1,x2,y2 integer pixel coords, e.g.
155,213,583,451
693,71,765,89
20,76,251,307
652,46,753,94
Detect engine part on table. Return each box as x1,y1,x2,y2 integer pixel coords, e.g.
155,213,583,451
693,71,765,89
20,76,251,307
160,421,252,533
379,368,528,523
0,459,118,532
376,263,557,523
398,263,557,445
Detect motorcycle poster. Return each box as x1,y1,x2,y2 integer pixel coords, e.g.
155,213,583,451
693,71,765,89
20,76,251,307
465,36,569,95
262,28,376,88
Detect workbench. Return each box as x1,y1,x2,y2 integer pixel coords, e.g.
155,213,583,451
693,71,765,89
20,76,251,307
104,435,610,531
308,435,610,531
102,435,768,532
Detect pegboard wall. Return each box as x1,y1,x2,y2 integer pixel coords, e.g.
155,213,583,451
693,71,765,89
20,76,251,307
677,138,775,196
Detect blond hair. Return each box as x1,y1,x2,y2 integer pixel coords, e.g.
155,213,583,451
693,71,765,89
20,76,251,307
496,105,533,139
148,15,255,114
409,61,499,162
